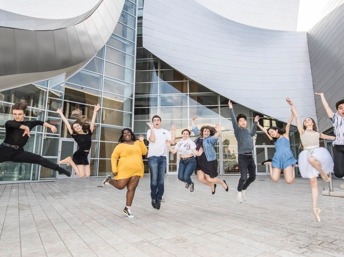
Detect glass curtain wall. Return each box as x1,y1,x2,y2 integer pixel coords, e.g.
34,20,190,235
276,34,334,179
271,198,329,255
64,0,137,176
0,0,138,182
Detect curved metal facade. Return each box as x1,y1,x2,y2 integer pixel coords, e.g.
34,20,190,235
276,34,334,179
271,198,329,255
0,0,125,90
308,2,344,131
143,0,315,123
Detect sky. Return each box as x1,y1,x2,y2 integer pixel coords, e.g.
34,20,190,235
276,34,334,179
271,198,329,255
297,0,329,31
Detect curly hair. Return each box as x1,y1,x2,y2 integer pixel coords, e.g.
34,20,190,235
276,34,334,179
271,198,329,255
199,125,216,137
118,128,137,143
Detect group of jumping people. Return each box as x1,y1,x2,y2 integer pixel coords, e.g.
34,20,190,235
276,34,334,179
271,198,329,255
1,92,343,221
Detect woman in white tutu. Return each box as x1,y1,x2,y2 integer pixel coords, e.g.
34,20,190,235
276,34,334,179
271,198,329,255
290,98,335,222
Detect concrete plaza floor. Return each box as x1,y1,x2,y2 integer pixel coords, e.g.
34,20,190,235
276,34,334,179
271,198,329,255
0,174,343,257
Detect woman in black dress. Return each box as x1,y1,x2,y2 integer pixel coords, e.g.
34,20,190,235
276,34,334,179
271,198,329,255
0,101,70,177
57,104,100,177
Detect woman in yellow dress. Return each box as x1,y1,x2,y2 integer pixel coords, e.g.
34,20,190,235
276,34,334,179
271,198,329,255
102,128,147,218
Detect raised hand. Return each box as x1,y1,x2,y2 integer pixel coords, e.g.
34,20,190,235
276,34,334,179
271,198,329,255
254,115,260,122
138,135,144,141
286,97,293,106
215,124,221,132
56,108,62,115
228,100,233,108
146,122,154,130
94,104,100,112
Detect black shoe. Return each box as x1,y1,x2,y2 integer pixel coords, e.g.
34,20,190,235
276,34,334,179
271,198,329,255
102,175,111,187
223,180,229,192
261,159,272,165
212,184,217,195
151,200,157,209
185,183,190,189
190,182,194,192
156,201,161,210
57,167,71,177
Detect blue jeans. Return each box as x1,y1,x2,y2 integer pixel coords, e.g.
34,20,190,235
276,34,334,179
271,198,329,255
178,157,196,185
148,156,166,202
237,154,256,191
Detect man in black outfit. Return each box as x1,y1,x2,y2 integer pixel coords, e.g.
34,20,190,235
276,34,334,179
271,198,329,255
0,101,71,177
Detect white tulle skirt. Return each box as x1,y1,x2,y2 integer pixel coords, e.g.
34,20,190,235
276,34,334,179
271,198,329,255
298,147,334,178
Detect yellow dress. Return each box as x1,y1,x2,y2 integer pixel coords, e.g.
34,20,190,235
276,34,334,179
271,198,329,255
111,140,147,179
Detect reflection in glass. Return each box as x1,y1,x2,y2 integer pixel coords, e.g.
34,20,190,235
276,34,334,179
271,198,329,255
106,46,134,69
104,78,133,98
84,57,104,74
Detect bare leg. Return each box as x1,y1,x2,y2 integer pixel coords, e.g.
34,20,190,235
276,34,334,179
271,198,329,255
109,177,130,190
59,156,81,176
84,165,91,177
196,170,215,191
77,165,86,178
269,165,282,182
204,174,228,190
308,156,330,182
283,166,295,184
310,177,321,222
125,176,140,206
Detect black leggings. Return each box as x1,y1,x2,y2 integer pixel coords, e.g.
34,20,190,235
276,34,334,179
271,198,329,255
333,145,344,178
0,145,60,171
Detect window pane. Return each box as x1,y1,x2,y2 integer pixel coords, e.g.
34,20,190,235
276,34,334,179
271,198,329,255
101,109,132,127
160,81,188,94
106,47,134,69
135,96,157,107
160,95,187,106
84,57,104,74
104,78,133,98
105,62,133,83
135,83,158,95
100,126,122,142
102,93,132,112
67,71,102,90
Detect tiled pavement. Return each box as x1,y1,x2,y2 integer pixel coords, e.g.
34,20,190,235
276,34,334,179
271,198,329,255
0,175,343,257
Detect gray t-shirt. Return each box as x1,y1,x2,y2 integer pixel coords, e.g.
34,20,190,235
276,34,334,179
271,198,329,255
229,108,257,154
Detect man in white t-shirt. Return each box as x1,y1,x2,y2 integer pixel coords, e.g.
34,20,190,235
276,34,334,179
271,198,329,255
147,115,175,210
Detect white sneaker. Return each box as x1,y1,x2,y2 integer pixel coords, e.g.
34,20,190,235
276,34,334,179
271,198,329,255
237,191,243,203
242,190,246,201
123,207,134,218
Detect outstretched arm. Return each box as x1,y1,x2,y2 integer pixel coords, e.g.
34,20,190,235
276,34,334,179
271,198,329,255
257,121,273,141
287,97,301,135
56,108,73,134
43,122,57,133
89,104,100,133
320,133,335,141
315,92,334,118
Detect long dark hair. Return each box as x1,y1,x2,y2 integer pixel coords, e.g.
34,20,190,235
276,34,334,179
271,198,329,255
303,117,318,131
71,119,90,134
267,126,286,142
118,128,137,143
